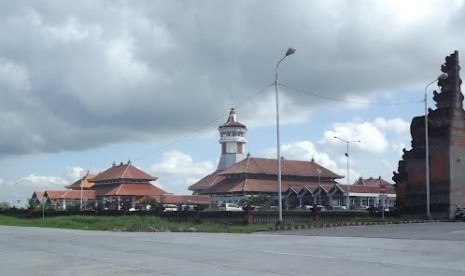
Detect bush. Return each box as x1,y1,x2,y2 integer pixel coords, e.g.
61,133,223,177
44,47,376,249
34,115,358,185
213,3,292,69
0,202,11,210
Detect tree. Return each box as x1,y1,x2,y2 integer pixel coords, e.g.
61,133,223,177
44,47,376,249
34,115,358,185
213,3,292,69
240,195,274,210
0,201,11,210
138,196,161,210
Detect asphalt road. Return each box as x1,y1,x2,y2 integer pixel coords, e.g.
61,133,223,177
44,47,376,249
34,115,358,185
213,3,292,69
1,222,465,276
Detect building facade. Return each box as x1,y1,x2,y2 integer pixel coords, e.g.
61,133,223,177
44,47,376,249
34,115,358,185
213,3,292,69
189,109,396,209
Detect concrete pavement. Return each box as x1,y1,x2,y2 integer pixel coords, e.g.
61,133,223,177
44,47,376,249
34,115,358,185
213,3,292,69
1,222,465,275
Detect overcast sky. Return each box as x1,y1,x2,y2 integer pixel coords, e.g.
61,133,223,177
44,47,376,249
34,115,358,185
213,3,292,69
1,0,464,206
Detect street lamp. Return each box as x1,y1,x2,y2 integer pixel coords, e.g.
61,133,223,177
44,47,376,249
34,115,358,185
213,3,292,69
275,47,296,224
334,136,361,209
15,182,19,208
80,176,83,211
80,170,89,211
424,72,448,220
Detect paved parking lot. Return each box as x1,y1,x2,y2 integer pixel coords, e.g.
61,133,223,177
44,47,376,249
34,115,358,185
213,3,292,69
1,222,465,276
274,221,465,240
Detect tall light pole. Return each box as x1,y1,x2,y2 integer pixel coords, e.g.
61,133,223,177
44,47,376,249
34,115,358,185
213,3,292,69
334,136,360,209
275,47,296,224
15,182,19,208
80,176,83,211
424,72,448,220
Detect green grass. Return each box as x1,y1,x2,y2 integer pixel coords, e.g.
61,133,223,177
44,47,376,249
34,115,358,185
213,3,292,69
0,215,275,233
0,212,409,233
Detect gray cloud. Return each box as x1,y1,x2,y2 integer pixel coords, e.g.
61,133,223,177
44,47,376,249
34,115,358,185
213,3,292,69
1,0,464,158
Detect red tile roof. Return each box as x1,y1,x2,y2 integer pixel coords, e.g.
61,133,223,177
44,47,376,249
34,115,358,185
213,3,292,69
347,183,396,194
190,157,342,194
44,190,68,200
354,177,393,186
67,172,97,190
219,108,246,129
90,161,157,183
203,178,337,194
32,191,45,201
219,157,342,178
60,189,96,200
188,171,225,192
39,189,96,200
94,183,168,197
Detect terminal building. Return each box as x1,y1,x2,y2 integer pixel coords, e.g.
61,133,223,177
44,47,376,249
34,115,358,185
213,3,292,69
189,109,395,209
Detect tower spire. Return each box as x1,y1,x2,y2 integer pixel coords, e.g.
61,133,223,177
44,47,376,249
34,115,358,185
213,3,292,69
216,108,247,171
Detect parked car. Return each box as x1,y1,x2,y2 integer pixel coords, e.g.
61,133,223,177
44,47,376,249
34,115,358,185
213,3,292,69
303,205,326,211
372,206,390,213
315,205,327,211
163,204,178,212
331,205,347,211
219,203,244,212
180,204,197,211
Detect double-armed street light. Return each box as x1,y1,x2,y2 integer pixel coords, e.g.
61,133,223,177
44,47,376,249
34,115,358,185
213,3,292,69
334,136,361,209
275,47,296,224
424,72,448,220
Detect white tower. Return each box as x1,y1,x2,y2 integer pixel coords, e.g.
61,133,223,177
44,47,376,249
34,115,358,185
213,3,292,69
217,108,247,171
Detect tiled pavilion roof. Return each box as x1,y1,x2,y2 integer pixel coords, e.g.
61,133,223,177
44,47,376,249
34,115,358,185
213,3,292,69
219,157,342,179
90,161,157,183
67,172,97,190
93,182,167,197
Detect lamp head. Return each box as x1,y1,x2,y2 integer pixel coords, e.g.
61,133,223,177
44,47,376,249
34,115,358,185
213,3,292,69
285,47,296,56
438,73,448,81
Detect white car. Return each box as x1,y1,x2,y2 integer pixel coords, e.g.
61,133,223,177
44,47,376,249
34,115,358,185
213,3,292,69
219,203,244,212
163,204,178,212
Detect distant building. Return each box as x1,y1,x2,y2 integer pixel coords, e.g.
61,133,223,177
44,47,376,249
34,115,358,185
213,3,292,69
393,51,465,219
190,109,394,209
351,177,395,207
31,161,209,211
88,161,168,210
196,155,343,206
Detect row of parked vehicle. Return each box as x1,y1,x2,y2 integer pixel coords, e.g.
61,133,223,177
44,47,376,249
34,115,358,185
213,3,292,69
128,204,198,212
218,203,244,212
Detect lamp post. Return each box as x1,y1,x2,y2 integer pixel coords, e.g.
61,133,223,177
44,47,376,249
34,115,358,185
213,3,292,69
15,182,19,208
334,136,361,209
424,72,448,220
80,170,89,211
275,47,296,224
80,176,83,211
42,194,46,221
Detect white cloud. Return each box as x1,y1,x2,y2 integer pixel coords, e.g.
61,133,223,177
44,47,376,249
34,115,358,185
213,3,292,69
344,95,371,110
323,117,410,154
281,141,338,170
149,150,215,194
42,17,89,44
150,150,214,175
373,117,410,135
22,174,67,188
324,122,387,154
